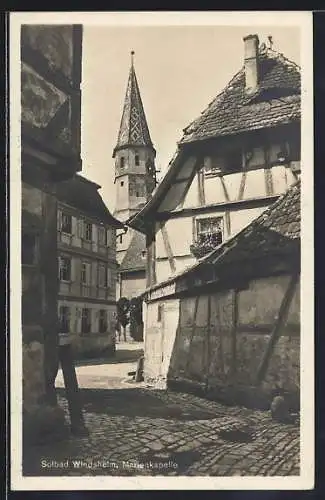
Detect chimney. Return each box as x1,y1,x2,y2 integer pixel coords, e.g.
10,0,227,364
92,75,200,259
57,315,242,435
243,34,259,94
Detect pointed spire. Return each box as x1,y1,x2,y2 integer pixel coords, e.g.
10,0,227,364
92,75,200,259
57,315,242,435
113,52,154,157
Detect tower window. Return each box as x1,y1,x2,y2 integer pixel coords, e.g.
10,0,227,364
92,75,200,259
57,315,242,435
120,157,125,168
121,181,124,187
135,155,140,166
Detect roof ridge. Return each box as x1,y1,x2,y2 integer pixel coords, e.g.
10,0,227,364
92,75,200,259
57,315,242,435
259,44,301,71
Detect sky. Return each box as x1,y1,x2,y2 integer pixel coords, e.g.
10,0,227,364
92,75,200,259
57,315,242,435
80,25,300,212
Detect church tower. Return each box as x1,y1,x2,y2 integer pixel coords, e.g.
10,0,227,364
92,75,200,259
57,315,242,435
114,52,156,292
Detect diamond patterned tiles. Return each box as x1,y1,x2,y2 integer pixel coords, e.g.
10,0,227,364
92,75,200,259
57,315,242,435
114,63,153,154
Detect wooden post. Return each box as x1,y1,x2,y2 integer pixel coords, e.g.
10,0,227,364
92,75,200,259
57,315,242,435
264,145,274,196
146,225,156,288
205,294,212,390
220,175,230,202
230,289,239,380
59,339,88,436
159,221,176,274
237,171,247,201
255,272,299,385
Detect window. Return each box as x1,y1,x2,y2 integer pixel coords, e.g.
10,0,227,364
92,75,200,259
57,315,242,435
81,262,90,284
84,222,92,241
22,233,37,265
98,226,108,246
196,217,223,248
81,308,91,334
121,181,124,187
135,155,140,166
120,157,125,168
98,264,109,288
99,309,107,333
59,306,70,333
59,256,71,281
224,148,243,173
119,234,123,244
61,213,72,234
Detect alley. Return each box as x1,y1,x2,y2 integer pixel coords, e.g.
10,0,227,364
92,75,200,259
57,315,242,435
23,343,300,477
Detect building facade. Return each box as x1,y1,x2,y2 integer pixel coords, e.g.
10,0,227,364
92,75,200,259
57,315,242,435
113,53,157,300
127,34,301,389
56,174,124,358
21,25,83,443
129,35,300,288
142,181,300,409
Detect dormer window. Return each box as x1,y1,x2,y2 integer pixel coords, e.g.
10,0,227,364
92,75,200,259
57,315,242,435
135,155,140,166
120,157,125,169
224,148,242,173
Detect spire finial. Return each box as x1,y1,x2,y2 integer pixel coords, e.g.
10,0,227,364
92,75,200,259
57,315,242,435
131,50,135,66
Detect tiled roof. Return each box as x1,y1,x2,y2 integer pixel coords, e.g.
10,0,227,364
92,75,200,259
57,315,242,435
120,230,146,272
181,46,300,144
145,180,300,295
128,45,300,233
55,174,124,228
113,60,154,156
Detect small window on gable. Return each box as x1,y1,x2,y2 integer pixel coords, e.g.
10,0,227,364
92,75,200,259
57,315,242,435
135,155,140,166
121,181,124,187
120,157,125,169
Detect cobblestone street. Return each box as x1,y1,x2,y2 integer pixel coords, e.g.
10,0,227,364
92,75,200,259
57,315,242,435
23,344,300,477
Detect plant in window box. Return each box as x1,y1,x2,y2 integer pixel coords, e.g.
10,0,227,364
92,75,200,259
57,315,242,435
190,232,223,259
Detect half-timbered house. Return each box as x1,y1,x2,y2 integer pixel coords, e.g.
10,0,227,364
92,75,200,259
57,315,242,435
128,35,301,288
142,180,300,408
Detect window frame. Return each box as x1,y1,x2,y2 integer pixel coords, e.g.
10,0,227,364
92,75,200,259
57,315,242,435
81,307,91,334
81,261,91,285
84,221,93,242
59,305,70,333
59,256,72,282
195,216,224,247
61,212,72,234
98,226,109,247
99,309,108,333
98,264,108,288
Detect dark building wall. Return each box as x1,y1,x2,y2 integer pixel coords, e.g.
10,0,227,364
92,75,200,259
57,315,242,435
21,24,83,443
